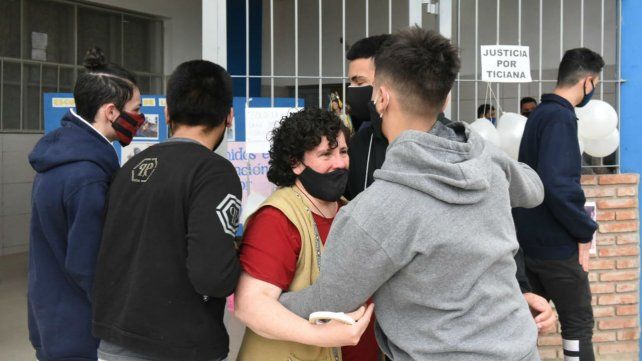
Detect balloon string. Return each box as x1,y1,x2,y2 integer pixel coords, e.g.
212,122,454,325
483,83,490,117
488,83,503,115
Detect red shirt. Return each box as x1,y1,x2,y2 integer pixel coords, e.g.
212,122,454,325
240,206,380,361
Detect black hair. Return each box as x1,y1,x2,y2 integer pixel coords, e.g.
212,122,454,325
166,60,233,131
557,48,605,87
520,97,537,107
73,47,137,122
346,34,392,61
267,107,350,187
477,103,495,118
374,26,460,116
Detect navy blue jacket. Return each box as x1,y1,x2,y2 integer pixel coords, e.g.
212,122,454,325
513,94,598,260
28,111,119,361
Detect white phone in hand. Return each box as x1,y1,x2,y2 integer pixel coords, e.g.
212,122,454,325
309,311,356,325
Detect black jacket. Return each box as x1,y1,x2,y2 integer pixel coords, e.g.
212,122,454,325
93,140,242,361
513,94,598,260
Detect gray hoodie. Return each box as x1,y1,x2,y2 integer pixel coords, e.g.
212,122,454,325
280,121,544,361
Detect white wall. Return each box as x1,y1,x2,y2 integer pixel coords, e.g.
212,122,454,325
0,134,40,256
88,0,203,74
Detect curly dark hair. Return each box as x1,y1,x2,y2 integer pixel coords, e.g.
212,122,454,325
267,107,350,187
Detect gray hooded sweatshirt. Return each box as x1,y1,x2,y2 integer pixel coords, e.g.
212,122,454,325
280,121,544,361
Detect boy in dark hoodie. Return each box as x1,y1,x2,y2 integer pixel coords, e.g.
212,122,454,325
27,48,144,361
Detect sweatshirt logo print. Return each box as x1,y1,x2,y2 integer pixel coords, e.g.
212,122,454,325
216,194,241,236
131,158,158,183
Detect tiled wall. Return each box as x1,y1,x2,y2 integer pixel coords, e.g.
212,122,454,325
0,134,42,256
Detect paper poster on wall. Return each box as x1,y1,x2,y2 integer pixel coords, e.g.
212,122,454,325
120,142,156,166
245,107,299,154
227,115,236,141
585,201,597,254
135,114,160,140
227,141,274,202
481,45,532,83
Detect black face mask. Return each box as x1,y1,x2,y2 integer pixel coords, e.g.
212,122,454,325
298,165,349,202
521,111,531,117
347,85,373,124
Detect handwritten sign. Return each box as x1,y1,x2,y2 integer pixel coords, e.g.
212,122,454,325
481,45,532,83
245,107,298,153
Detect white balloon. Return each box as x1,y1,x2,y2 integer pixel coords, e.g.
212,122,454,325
583,129,620,158
240,191,268,224
496,112,528,160
576,100,618,140
469,118,501,147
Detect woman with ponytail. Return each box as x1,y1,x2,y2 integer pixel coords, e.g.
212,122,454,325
27,47,143,361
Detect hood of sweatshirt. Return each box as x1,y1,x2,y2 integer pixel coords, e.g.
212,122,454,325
374,121,492,205
29,111,119,175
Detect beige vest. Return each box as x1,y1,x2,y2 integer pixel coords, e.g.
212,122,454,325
237,187,342,361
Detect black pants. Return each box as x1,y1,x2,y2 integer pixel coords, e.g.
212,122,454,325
525,254,595,361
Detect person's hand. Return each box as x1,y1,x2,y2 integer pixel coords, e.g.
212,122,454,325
523,292,557,334
312,303,375,347
578,241,592,272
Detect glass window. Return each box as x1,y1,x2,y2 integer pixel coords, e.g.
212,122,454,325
58,67,75,93
0,0,163,132
23,63,41,130
2,61,22,130
77,7,123,65
123,15,162,73
0,0,21,58
24,0,75,64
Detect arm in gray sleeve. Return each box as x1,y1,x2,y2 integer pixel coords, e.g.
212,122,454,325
504,158,545,209
279,212,399,318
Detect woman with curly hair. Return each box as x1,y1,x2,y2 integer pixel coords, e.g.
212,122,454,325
234,107,379,361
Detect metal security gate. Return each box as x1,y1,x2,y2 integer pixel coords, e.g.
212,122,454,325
229,0,415,113
229,0,622,172
450,0,622,172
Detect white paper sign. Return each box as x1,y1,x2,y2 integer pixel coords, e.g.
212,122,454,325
245,107,298,154
481,45,532,83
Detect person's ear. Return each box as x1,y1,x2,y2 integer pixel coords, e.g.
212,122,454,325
164,106,170,125
291,157,305,176
377,86,391,114
101,103,119,123
226,108,234,128
441,92,452,113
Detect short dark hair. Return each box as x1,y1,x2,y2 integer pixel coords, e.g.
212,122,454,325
267,107,349,187
166,60,233,131
557,48,605,87
346,34,392,61
520,97,537,107
477,104,495,118
74,47,137,122
374,27,460,116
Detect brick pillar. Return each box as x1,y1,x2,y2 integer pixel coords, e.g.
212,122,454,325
536,174,640,360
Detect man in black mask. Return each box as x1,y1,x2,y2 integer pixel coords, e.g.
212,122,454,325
345,34,451,200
